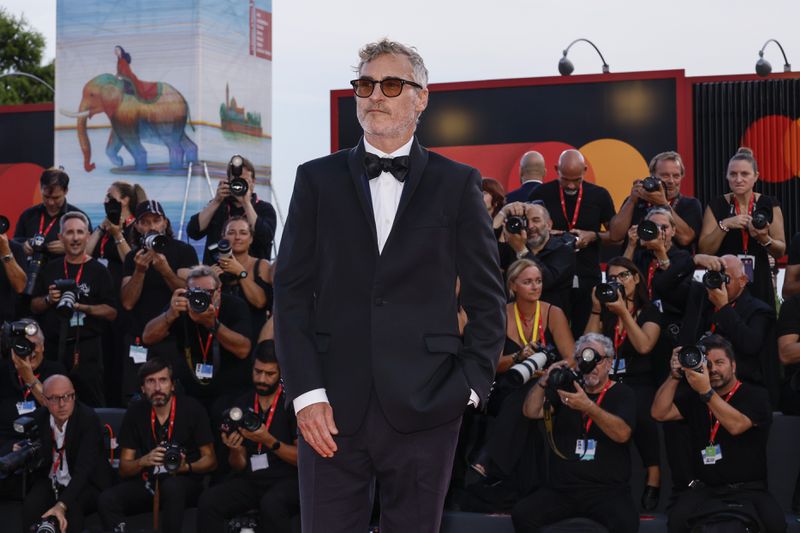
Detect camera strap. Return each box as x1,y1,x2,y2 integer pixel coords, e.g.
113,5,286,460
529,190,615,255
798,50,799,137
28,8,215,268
730,194,754,253
38,212,58,238
150,396,176,445
559,183,583,231
543,404,569,460
255,385,282,454
708,380,742,444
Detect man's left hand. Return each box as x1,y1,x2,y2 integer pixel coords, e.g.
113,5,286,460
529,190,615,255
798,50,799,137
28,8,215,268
240,424,273,446
42,503,67,533
11,353,34,383
188,303,218,329
570,229,597,249
684,364,711,393
558,382,594,412
638,187,668,207
707,286,729,309
151,253,171,276
46,240,65,255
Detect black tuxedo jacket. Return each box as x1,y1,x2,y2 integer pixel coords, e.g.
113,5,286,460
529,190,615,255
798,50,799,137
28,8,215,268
31,402,113,509
274,138,506,435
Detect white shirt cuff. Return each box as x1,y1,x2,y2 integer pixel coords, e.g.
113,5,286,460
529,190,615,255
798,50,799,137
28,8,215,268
293,388,329,414
468,389,480,408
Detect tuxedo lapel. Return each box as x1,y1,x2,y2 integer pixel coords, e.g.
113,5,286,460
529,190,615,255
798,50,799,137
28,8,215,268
394,138,428,225
347,139,379,251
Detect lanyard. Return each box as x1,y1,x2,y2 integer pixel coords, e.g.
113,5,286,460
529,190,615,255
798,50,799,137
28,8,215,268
514,301,543,346
559,183,584,231
18,374,39,402
51,431,66,476
63,257,86,285
38,212,58,237
255,385,282,454
732,194,755,253
613,317,629,352
708,380,742,444
150,396,176,444
647,260,657,300
583,380,613,433
195,309,220,364
710,301,736,333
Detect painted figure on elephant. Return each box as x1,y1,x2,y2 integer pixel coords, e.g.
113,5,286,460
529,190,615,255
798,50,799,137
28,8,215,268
114,45,159,102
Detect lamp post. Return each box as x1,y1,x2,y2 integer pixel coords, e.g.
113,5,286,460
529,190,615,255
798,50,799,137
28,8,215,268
755,39,791,77
558,38,610,76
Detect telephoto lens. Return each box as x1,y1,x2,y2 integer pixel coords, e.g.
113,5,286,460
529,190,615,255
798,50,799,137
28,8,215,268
228,155,249,197
702,270,730,290
186,288,211,314
636,220,659,242
507,345,560,387
504,215,527,235
216,239,233,260
141,231,167,252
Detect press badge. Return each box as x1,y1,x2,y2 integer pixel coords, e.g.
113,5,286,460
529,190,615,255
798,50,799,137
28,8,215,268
572,275,580,289
153,465,167,475
738,254,755,283
97,258,109,268
16,401,36,415
69,311,86,328
611,358,626,375
251,453,269,471
576,439,597,461
702,444,722,465
195,363,214,380
129,345,148,364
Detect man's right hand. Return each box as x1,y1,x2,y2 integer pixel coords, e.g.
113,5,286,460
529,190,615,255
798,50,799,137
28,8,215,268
139,446,166,468
134,249,154,273
214,180,232,203
296,402,338,458
221,430,244,450
693,254,723,271
167,288,189,320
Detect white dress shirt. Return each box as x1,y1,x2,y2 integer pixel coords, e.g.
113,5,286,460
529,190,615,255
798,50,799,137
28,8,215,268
49,415,72,487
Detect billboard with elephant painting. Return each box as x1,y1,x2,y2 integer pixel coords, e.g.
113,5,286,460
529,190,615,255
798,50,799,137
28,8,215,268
53,0,272,254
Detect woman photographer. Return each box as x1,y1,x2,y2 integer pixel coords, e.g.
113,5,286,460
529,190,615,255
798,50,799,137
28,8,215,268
698,147,785,308
213,216,272,340
585,256,663,510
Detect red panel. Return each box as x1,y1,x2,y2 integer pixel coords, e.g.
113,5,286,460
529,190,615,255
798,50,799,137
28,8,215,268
0,102,53,114
0,163,45,235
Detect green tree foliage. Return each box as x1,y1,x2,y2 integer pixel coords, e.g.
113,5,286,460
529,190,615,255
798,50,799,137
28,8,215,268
0,8,54,105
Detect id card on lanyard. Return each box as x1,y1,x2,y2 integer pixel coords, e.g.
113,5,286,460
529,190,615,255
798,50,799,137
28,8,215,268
702,380,742,465
251,386,283,472
576,381,612,461
731,195,756,283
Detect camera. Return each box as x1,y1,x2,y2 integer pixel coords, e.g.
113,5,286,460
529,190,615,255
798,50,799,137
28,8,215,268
140,231,167,252
641,175,663,193
0,416,42,478
0,215,9,235
637,219,660,242
228,155,249,197
595,280,624,304
0,321,38,358
104,197,122,225
159,441,184,473
30,516,60,533
702,270,730,290
220,406,262,434
216,239,233,261
186,288,211,314
507,344,560,387
545,346,603,402
751,207,772,230
560,231,579,250
22,234,47,297
678,344,707,373
52,279,79,319
504,215,528,235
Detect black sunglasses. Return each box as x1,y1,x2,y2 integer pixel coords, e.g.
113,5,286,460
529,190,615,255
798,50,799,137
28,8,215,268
350,77,423,98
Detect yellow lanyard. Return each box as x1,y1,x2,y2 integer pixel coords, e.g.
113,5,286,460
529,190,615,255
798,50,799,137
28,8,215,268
514,300,540,346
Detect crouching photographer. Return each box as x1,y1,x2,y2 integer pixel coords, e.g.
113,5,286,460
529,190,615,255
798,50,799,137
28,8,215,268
196,341,299,533
98,358,216,533
9,375,112,533
511,333,638,533
652,335,785,532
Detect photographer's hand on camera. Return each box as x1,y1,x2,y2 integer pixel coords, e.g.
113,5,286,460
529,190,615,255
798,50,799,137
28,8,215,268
133,249,154,273
221,429,245,450
218,255,245,276
692,253,723,271
720,214,751,231
166,289,190,322
682,358,712,394
188,302,217,329
45,285,62,307
669,347,684,380
638,184,669,207
42,502,67,533
558,381,595,413
214,180,232,204
138,445,166,469
569,228,598,249
603,290,629,318
45,239,65,256
706,284,729,309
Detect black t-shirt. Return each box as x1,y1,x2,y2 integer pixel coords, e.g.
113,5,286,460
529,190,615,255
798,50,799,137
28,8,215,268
603,302,661,385
777,295,800,377
228,388,298,481
0,358,64,441
789,232,800,265
675,382,771,486
628,195,703,253
0,240,26,322
13,203,92,260
163,292,253,398
118,394,214,467
33,257,116,340
529,181,616,282
549,381,636,490
122,239,199,338
91,220,137,291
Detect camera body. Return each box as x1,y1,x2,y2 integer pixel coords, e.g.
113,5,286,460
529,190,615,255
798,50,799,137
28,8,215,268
140,231,167,252
216,239,233,261
751,207,772,230
545,347,603,403
22,234,48,297
228,155,249,198
507,344,561,387
0,321,38,358
637,219,660,242
0,416,42,478
560,232,579,250
51,279,79,319
159,441,184,473
596,280,624,304
678,344,707,373
186,287,212,314
220,406,262,434
641,175,664,193
104,197,123,225
702,270,730,290
30,516,60,533
504,215,528,235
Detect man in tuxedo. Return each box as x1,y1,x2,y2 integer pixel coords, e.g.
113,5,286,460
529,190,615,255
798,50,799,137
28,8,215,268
274,39,505,533
505,151,545,204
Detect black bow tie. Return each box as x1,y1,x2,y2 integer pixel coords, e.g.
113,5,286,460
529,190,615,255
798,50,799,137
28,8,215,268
364,153,410,182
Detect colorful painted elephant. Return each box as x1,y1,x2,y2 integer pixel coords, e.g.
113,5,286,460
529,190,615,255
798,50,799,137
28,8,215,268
62,73,198,172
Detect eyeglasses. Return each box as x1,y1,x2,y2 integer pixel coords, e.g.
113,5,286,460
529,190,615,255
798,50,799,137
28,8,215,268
607,271,633,283
350,77,423,98
45,392,76,405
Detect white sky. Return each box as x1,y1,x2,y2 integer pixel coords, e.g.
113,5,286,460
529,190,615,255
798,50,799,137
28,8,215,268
4,0,800,239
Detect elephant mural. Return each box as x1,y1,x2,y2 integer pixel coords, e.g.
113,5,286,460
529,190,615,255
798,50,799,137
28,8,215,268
62,73,198,172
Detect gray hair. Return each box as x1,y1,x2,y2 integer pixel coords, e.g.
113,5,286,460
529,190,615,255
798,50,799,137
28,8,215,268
186,265,221,290
59,211,89,231
574,332,615,361
645,206,675,227
356,38,429,88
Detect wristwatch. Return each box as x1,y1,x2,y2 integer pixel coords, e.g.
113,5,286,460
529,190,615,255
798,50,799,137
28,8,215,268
238,270,248,279
271,440,281,451
209,318,220,334
1,254,12,263
700,389,715,403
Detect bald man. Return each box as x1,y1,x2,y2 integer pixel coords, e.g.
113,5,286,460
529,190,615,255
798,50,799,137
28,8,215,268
21,375,112,533
529,149,616,336
506,151,545,204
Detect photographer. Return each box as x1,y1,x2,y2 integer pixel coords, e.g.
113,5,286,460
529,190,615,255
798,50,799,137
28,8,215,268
585,257,664,510
196,342,299,532
142,265,252,409
609,151,703,253
0,226,26,323
495,202,575,313
782,230,800,299
30,212,117,407
212,216,273,338
98,358,217,533
187,155,277,264
512,333,638,533
20,375,112,533
529,150,617,337
13,167,91,261
119,200,197,399
652,335,785,532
